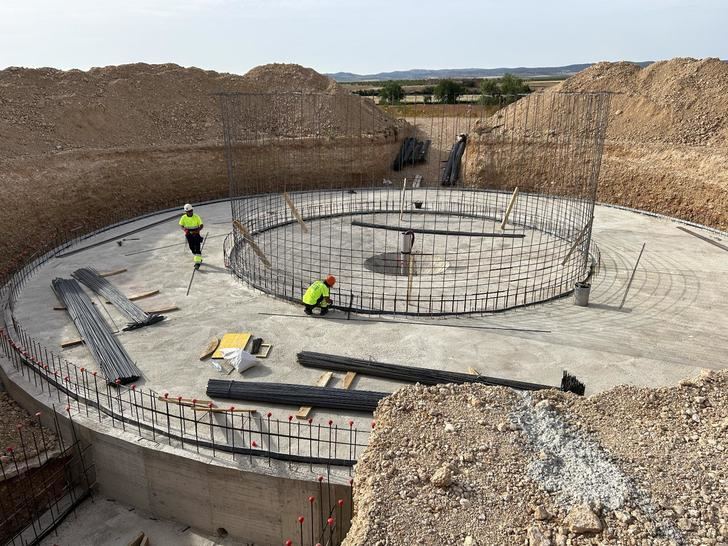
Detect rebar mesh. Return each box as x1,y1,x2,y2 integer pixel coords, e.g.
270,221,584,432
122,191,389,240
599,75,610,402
219,91,610,315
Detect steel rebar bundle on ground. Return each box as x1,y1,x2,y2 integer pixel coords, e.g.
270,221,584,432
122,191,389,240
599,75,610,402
206,379,387,412
297,351,563,392
71,267,165,330
51,278,142,384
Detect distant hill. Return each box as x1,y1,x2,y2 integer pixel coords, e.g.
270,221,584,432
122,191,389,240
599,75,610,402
328,62,654,82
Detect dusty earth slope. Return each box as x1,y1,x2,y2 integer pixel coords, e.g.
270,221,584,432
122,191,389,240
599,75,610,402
0,63,395,280
344,370,727,545
466,58,728,231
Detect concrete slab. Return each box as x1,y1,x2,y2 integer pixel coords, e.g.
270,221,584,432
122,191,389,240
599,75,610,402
10,201,728,436
40,496,245,546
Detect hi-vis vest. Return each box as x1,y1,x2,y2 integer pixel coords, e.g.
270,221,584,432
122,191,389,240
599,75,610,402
302,280,329,305
179,213,203,230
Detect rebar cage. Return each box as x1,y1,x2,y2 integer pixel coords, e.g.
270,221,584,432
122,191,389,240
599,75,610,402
219,91,610,315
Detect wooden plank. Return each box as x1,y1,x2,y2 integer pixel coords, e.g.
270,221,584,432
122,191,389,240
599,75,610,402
233,220,272,268
141,304,178,314
104,289,159,304
296,371,333,419
500,186,519,230
100,268,127,277
157,397,213,407
283,192,309,233
467,367,480,376
126,290,160,302
212,333,252,359
140,536,150,546
199,337,220,360
342,371,357,389
255,344,272,359
560,219,593,266
192,407,257,413
127,532,145,546
61,338,86,348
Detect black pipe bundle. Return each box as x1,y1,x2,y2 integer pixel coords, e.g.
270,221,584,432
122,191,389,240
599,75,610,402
440,135,467,186
71,267,165,331
52,278,142,384
206,379,387,412
297,351,566,393
392,137,431,171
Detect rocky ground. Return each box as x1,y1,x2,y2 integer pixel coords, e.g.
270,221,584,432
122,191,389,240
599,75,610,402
344,370,727,545
0,392,57,465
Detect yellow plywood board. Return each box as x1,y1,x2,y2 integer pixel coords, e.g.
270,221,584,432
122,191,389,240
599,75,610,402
212,332,252,359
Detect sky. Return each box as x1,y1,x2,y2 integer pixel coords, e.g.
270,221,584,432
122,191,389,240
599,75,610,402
0,0,725,75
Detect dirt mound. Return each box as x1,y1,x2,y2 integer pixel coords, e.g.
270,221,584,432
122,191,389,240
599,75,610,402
344,370,727,545
465,58,728,230
554,57,728,146
0,62,391,160
242,63,341,94
0,63,400,280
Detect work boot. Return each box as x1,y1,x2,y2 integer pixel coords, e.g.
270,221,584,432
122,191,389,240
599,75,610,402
319,307,329,316
304,308,313,316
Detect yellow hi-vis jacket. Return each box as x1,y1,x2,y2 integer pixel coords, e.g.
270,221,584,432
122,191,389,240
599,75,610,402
302,280,330,306
179,213,203,230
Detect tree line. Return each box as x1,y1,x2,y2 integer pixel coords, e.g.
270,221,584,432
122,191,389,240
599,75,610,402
375,74,532,105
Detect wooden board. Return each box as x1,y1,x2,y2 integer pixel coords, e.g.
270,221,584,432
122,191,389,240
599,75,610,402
103,289,159,304
127,532,145,546
199,337,220,360
142,304,178,314
233,220,272,268
255,343,272,359
192,407,257,413
467,367,480,376
212,332,252,359
157,396,213,408
296,371,333,419
342,371,357,389
100,268,127,277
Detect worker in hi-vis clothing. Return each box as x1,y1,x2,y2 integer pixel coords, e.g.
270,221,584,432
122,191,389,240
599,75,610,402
179,204,204,268
302,275,336,315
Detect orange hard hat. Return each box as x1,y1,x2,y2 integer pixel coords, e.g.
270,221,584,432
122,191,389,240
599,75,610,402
326,275,336,286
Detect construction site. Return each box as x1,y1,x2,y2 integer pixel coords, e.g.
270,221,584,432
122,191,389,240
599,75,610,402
0,59,726,546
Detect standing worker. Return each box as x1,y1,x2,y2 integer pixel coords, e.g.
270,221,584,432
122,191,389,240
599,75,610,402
302,275,336,316
179,203,204,269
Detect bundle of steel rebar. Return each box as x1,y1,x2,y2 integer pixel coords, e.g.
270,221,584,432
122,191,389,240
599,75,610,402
71,267,165,331
52,278,142,384
297,351,564,393
206,379,387,412
561,371,585,396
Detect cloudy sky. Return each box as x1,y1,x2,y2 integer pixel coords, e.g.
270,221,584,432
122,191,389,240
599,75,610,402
0,0,725,75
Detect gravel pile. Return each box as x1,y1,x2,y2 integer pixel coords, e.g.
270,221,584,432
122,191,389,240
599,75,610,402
344,370,727,545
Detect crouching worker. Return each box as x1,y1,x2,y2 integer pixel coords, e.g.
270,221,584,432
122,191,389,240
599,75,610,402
302,275,336,316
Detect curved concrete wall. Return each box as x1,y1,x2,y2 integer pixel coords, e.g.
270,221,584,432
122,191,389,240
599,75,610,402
0,351,350,544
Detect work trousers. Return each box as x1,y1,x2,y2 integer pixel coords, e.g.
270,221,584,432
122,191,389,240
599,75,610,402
186,232,202,255
304,295,329,315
